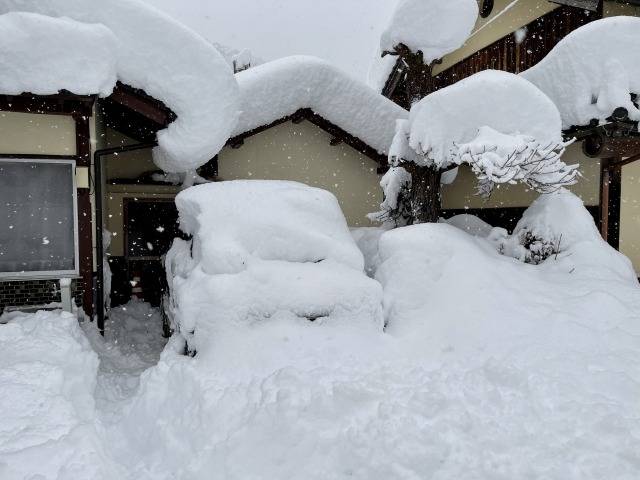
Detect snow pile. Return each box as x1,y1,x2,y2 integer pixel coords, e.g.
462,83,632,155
120,190,640,479
380,0,478,63
0,310,120,480
0,1,239,173
0,13,117,97
522,16,640,128
233,56,407,155
165,180,383,357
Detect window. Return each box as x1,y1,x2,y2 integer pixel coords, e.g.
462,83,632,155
0,158,78,278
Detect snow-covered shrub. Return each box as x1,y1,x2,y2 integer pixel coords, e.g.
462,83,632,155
374,70,579,225
0,310,120,479
522,16,640,128
165,180,383,356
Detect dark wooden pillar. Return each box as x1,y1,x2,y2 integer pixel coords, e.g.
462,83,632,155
74,113,94,317
599,158,622,249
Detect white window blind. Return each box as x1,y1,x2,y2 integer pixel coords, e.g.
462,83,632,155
0,159,78,277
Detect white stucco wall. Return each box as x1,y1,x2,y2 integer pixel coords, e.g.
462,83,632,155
621,160,640,273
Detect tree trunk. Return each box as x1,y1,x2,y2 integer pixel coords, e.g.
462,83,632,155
406,164,442,224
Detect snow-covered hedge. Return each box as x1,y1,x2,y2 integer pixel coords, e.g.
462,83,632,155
522,16,640,128
0,1,240,173
165,180,383,356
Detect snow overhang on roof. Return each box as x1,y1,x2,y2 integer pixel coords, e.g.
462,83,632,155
232,56,408,158
0,0,240,174
521,16,640,131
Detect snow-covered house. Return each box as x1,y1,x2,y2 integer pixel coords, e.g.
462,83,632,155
374,0,640,271
0,1,239,325
0,4,405,324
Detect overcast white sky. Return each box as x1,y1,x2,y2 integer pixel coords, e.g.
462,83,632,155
141,0,396,81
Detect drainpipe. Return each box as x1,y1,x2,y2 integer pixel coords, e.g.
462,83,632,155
94,142,157,335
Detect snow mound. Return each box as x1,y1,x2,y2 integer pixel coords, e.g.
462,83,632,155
500,190,637,277
0,1,239,173
233,56,407,155
0,310,119,479
522,16,640,128
443,213,493,237
380,0,478,63
0,13,117,97
166,180,383,356
404,70,563,166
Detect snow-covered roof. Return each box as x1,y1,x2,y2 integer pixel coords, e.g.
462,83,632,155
232,56,408,156
521,16,640,129
379,0,478,64
0,1,240,174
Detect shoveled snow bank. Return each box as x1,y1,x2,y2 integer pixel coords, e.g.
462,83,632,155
233,56,407,155
0,1,239,173
165,180,383,357
380,0,478,63
0,310,120,480
522,16,640,128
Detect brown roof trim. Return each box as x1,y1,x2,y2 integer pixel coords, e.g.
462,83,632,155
226,108,388,166
0,91,95,116
107,82,176,127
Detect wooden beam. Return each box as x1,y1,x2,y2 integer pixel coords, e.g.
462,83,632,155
600,158,622,249
108,83,175,126
0,93,94,116
74,113,94,317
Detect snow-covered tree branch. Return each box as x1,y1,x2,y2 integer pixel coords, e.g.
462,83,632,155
372,70,580,226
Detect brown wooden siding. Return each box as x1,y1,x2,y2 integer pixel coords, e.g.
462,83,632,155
430,6,601,94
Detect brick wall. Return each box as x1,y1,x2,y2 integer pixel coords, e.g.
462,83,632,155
0,279,84,314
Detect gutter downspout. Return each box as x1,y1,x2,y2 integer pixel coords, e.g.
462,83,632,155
94,142,157,335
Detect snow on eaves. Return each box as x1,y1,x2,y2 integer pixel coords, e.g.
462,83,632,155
0,0,240,173
0,13,118,97
232,56,408,156
380,0,478,64
521,16,640,129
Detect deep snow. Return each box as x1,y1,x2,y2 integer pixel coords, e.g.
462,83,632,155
1,189,640,480
0,1,239,173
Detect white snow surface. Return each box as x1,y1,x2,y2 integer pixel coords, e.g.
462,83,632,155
0,310,122,480
402,70,563,167
0,13,117,97
522,16,640,128
2,188,640,479
380,0,478,63
233,56,407,155
0,0,239,173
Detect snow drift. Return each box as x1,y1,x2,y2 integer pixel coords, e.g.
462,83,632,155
233,56,407,155
522,16,640,128
0,1,239,173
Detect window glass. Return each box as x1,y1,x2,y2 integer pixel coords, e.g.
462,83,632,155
0,160,76,275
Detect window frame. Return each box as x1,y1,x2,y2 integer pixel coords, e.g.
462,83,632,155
0,156,80,280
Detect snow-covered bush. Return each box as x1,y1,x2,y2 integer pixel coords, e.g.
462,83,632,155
522,16,640,128
0,310,120,479
373,70,579,225
164,180,383,356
